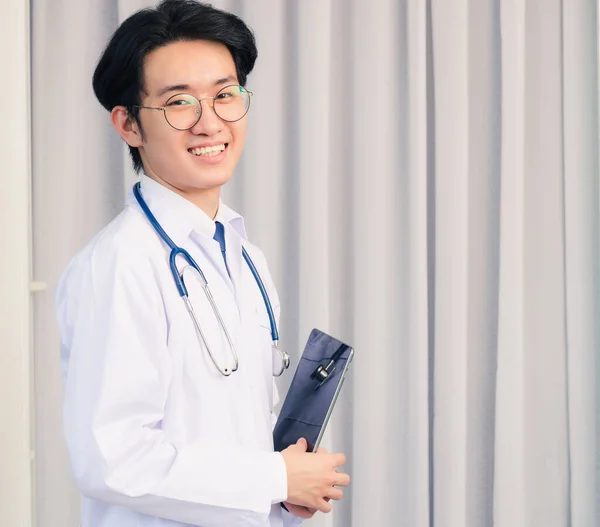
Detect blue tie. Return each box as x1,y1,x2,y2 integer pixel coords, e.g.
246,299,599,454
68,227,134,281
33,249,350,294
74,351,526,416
213,221,231,277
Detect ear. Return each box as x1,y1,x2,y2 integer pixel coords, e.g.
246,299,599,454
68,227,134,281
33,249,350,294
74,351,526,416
110,106,143,147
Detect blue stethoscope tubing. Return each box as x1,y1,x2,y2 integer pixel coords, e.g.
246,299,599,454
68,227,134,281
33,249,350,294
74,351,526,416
133,182,290,377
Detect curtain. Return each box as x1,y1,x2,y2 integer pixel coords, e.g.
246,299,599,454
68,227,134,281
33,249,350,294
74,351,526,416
30,0,599,526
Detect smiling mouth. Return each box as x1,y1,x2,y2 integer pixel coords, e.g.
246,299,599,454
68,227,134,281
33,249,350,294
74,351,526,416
188,143,228,157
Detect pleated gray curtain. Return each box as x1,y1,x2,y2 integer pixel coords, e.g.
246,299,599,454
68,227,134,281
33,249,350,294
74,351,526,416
29,1,599,526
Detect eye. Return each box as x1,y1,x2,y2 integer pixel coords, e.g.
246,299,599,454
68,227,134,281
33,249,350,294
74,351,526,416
216,86,245,101
165,94,198,107
167,98,193,106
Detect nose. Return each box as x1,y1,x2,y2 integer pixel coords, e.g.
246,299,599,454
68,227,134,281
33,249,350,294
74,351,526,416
190,98,224,136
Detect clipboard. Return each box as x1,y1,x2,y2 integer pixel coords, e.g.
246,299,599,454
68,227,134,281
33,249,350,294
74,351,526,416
273,328,354,452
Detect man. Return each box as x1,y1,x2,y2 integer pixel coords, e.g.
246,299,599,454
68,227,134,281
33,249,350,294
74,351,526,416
55,1,349,526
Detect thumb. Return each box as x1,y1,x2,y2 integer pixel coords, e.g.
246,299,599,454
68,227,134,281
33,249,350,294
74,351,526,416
295,437,308,451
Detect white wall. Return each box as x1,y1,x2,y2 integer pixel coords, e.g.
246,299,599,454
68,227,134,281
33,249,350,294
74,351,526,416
0,0,34,525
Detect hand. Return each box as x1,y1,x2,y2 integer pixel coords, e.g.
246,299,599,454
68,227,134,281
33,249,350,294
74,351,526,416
281,437,350,513
284,486,330,518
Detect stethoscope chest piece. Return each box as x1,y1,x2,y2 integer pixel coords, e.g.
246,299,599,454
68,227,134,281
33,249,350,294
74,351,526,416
273,342,290,377
310,343,349,389
311,362,336,388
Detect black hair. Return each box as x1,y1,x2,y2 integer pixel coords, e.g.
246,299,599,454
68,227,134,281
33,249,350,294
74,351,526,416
92,0,257,173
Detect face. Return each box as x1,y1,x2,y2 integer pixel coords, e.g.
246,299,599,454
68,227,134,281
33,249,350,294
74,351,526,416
115,40,248,200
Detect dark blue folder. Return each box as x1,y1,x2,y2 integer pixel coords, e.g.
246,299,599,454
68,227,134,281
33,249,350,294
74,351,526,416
273,328,354,452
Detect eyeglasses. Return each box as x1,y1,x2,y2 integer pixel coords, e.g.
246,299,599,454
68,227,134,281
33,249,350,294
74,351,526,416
134,84,253,130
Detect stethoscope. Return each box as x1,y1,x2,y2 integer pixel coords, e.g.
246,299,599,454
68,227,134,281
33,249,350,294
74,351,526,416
133,182,290,377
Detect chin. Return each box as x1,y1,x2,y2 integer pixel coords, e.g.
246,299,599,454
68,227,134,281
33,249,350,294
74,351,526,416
189,172,233,190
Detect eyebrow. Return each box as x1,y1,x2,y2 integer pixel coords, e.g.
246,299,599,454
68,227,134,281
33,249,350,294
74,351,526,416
156,75,238,98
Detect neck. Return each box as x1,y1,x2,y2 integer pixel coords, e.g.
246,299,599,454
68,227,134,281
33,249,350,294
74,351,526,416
145,174,220,219
185,187,220,219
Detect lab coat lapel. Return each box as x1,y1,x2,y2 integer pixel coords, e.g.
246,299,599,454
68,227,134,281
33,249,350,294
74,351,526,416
190,231,234,293
225,230,244,308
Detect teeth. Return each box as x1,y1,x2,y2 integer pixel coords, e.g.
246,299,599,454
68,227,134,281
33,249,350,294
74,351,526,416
189,144,226,156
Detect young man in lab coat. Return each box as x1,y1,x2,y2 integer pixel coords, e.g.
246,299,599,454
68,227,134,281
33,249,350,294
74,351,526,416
54,1,349,526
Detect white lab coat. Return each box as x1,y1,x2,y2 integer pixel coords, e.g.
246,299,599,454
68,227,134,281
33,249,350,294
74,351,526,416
55,175,303,527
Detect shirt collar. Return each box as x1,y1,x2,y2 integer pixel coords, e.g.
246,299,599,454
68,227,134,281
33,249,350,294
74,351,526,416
126,175,248,246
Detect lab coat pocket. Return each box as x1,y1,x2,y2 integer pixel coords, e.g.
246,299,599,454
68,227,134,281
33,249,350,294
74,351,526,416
253,304,274,345
246,304,270,355
255,311,272,332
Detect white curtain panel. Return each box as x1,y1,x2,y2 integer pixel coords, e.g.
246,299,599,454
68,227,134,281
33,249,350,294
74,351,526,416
30,0,599,526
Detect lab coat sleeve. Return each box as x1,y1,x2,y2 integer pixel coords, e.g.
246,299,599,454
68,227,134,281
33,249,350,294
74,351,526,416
271,381,304,527
266,268,304,527
283,508,306,526
57,244,288,527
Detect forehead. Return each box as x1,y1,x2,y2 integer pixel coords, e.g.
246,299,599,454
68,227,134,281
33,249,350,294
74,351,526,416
142,40,237,95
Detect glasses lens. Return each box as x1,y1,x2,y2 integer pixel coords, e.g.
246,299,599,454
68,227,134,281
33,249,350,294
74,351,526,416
213,85,251,122
164,94,201,130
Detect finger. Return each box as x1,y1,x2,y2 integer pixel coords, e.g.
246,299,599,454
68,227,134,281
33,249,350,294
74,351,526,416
315,447,329,455
324,486,344,501
316,498,333,513
295,437,308,451
334,472,351,487
332,453,347,466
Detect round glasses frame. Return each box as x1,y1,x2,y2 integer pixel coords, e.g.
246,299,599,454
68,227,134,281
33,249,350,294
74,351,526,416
133,84,253,131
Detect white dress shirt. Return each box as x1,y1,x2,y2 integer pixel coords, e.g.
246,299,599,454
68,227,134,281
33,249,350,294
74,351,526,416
55,175,302,527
